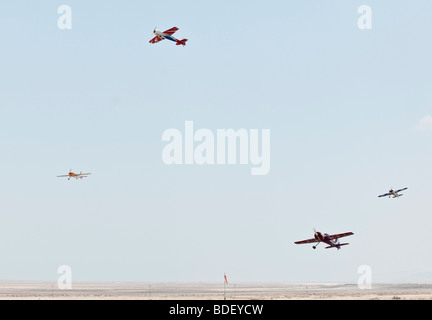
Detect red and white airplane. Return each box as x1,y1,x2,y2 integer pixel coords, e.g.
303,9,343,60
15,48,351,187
294,229,354,250
378,187,407,198
57,170,91,180
149,27,188,46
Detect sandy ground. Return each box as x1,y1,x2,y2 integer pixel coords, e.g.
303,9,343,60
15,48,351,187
0,281,431,300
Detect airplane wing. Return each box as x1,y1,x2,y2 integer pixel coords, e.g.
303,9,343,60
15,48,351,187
294,238,318,245
395,187,407,193
57,175,69,177
327,232,354,240
378,193,391,197
162,27,179,35
149,36,164,44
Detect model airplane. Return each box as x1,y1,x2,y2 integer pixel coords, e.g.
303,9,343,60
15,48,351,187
57,170,91,180
149,27,188,46
294,229,354,250
378,187,407,198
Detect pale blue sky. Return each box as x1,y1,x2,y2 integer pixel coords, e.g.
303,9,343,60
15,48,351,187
0,1,432,283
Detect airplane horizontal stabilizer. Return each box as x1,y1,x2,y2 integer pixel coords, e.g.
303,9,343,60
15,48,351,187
325,243,349,249
176,39,188,46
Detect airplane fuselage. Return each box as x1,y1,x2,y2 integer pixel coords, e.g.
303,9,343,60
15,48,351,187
314,232,341,249
388,190,401,198
154,30,178,43
66,172,88,180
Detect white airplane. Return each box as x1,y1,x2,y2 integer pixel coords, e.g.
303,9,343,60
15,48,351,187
57,170,91,180
378,187,407,198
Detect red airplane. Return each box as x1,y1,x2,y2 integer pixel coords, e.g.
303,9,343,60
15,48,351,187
149,27,188,46
294,229,354,250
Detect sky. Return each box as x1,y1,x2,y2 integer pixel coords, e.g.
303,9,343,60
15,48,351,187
0,1,432,284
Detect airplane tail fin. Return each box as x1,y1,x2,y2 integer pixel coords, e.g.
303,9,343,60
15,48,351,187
176,39,188,46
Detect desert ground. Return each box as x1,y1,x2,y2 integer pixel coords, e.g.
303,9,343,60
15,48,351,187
0,281,430,300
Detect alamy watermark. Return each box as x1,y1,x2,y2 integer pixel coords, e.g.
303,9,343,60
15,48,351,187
57,265,72,289
357,5,372,30
357,265,372,289
57,5,72,30
162,121,270,175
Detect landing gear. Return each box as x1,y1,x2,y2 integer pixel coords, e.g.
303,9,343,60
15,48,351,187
313,242,321,249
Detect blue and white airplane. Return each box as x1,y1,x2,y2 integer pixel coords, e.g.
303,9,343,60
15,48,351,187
294,229,354,250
